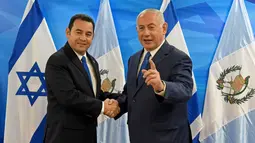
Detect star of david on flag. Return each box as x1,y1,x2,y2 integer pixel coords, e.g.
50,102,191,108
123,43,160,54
16,62,47,106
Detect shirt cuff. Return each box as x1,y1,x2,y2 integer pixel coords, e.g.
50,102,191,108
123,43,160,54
154,80,166,96
101,101,104,114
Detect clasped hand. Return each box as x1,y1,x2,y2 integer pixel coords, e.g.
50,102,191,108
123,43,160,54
103,99,120,118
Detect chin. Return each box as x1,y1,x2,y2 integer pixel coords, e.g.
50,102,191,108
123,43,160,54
144,47,155,51
75,48,86,53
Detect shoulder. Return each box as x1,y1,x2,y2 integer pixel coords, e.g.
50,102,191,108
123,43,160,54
47,47,68,65
87,53,98,65
165,43,191,62
129,50,143,61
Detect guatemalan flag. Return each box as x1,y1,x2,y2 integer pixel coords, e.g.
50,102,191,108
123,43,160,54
88,0,130,142
200,0,255,142
4,0,56,142
160,0,204,142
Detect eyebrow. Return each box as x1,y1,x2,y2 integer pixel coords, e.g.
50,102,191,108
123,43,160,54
75,29,83,32
148,23,156,26
86,31,92,34
138,23,156,27
75,29,92,33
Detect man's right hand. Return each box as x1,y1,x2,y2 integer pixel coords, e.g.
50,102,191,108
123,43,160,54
103,99,120,118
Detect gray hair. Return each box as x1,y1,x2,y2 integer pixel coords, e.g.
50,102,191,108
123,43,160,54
136,9,165,25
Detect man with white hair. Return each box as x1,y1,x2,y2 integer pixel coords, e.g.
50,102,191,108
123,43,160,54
115,9,193,143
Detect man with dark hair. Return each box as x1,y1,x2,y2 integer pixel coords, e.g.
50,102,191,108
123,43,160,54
68,14,95,32
44,14,119,143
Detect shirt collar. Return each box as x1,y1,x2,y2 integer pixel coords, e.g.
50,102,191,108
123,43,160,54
73,49,87,61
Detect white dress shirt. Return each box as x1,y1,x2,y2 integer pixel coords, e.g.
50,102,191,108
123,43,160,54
137,40,166,96
73,50,104,113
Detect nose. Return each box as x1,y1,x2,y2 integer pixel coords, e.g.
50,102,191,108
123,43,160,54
79,34,87,41
143,28,150,36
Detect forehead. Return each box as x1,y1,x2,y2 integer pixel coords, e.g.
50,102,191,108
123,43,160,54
72,19,93,32
137,12,160,25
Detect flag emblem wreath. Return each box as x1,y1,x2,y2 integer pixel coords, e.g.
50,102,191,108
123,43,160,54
216,65,255,105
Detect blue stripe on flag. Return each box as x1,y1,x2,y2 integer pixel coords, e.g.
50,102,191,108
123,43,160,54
7,0,47,142
193,133,200,143
88,0,119,58
203,110,255,143
90,0,129,143
161,1,203,140
30,116,46,143
163,1,178,36
213,0,253,63
188,92,200,123
9,0,43,72
200,0,255,141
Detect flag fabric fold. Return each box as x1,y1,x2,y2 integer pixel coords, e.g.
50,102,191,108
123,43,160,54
4,0,56,142
200,0,255,142
88,0,129,142
160,0,204,142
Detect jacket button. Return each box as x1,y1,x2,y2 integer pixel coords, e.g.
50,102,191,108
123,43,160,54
132,99,136,103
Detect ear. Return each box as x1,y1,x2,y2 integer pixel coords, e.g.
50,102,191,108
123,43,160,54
65,28,70,38
162,22,168,35
136,26,139,32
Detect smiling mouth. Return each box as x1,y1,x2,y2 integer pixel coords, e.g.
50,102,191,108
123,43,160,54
78,43,86,46
143,40,152,44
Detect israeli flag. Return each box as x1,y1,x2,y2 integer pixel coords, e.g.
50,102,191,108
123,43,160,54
200,0,255,142
88,0,129,142
160,0,204,142
4,0,56,142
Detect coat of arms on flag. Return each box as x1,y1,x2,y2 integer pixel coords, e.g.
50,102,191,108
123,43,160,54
88,0,130,142
216,65,254,105
100,69,120,94
200,0,255,142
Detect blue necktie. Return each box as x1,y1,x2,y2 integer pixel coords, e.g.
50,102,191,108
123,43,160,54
137,52,151,84
81,56,92,85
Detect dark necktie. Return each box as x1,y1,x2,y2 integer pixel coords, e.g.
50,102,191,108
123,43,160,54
81,56,92,85
137,52,151,85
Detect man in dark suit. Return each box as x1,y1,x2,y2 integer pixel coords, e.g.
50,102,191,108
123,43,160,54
114,9,193,143
44,14,119,143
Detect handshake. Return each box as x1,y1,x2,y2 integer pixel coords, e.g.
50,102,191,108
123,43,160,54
103,98,120,118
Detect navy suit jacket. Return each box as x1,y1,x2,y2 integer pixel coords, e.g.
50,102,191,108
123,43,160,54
44,43,112,143
117,41,193,143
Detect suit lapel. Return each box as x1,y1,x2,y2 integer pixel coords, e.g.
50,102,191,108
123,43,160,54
127,50,142,97
136,54,147,91
133,41,172,97
134,50,143,86
87,53,100,98
63,43,94,93
152,41,172,66
132,50,146,97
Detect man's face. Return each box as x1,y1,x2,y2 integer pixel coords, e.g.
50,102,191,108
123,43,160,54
66,19,94,55
136,12,167,51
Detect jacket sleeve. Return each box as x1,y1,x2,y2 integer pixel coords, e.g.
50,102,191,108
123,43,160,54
114,57,132,119
161,54,193,104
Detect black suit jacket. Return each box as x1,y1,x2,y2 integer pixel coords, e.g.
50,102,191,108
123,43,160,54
44,43,109,143
117,41,193,143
